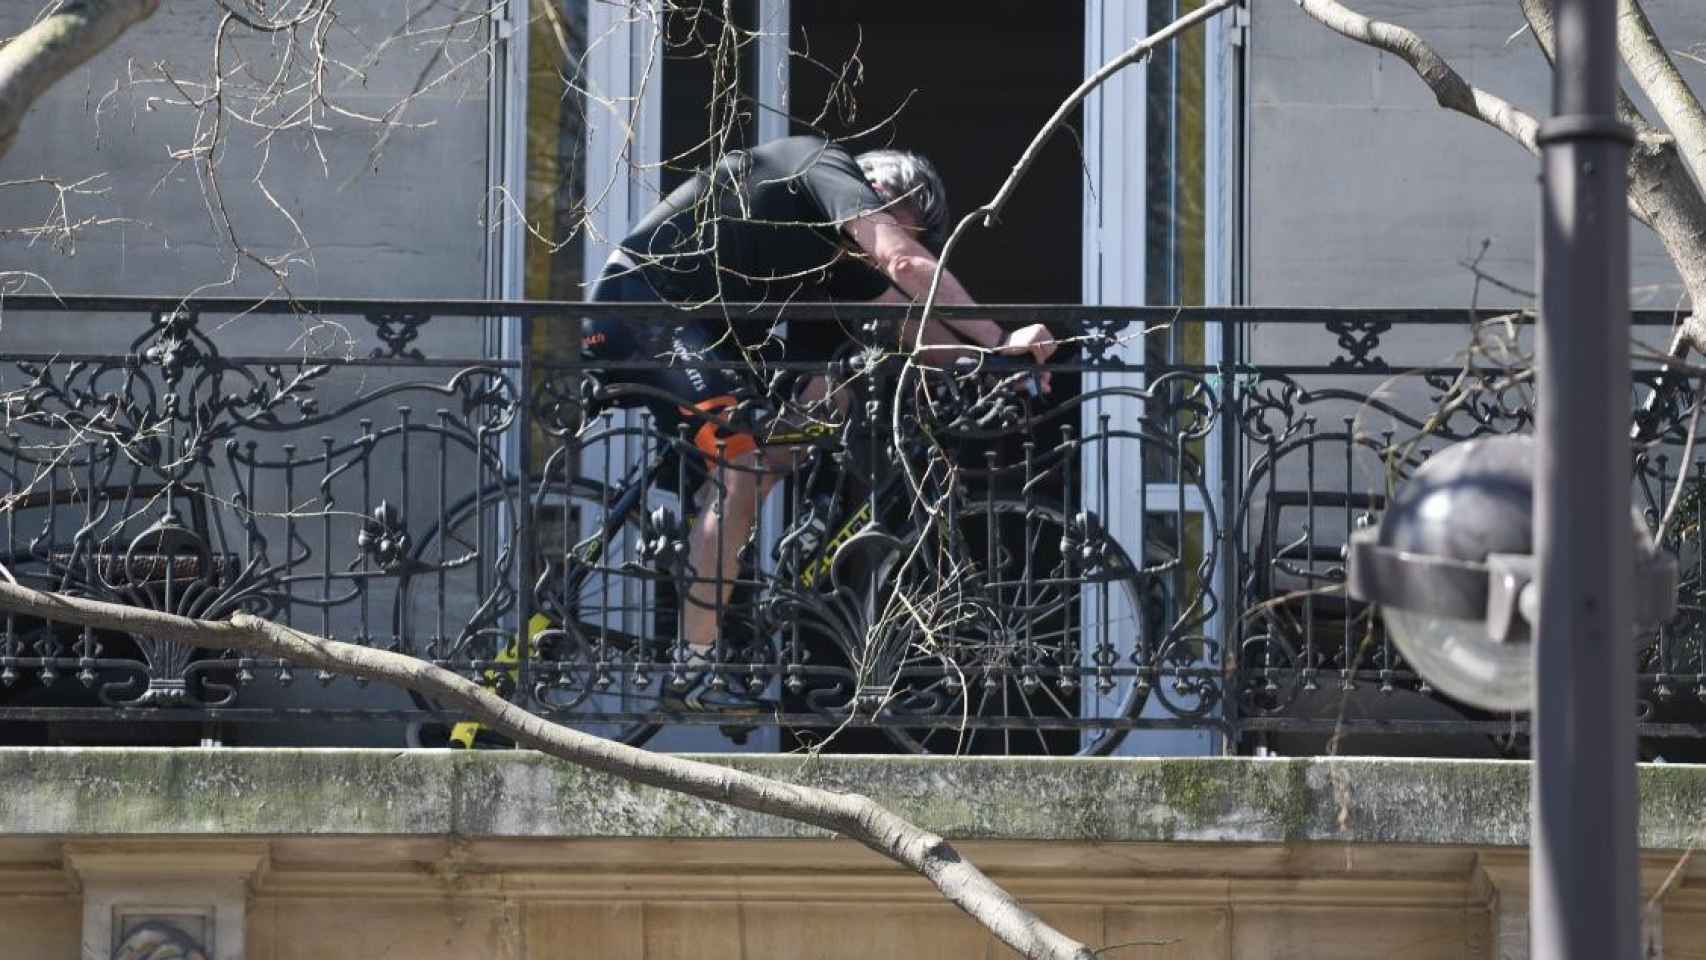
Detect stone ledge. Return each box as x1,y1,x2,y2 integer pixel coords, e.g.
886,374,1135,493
0,750,1702,848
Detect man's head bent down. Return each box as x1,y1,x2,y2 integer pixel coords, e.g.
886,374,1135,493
855,149,949,254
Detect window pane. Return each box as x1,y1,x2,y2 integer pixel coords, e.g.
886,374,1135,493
1147,0,1208,315
525,1,589,471
525,2,588,304
1144,0,1210,484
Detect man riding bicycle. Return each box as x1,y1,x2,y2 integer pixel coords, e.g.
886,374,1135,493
584,135,1056,696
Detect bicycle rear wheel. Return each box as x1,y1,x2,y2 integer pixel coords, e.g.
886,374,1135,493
394,476,682,748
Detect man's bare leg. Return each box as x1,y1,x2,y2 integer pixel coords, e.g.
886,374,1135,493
682,451,774,656
680,376,838,657
680,451,807,654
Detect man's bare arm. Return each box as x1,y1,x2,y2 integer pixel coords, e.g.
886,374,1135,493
842,212,1056,362
843,212,1003,348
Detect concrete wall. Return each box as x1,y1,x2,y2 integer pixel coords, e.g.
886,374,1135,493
0,3,491,301
1249,0,1697,315
4,751,1706,959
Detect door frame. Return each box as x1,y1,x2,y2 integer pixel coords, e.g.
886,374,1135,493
1080,0,1240,755
489,1,1242,753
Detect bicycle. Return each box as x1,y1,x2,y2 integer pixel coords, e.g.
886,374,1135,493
396,339,1163,755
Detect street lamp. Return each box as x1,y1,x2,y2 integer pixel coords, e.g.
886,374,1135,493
1346,433,1677,712
1342,0,1642,952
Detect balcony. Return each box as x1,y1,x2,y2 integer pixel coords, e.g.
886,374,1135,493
1,296,1698,756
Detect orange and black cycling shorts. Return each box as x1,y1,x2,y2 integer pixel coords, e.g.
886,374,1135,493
584,261,762,462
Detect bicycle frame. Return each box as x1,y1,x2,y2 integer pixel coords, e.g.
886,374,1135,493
564,402,905,606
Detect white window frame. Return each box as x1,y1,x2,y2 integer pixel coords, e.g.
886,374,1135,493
487,0,666,626
1081,0,1238,756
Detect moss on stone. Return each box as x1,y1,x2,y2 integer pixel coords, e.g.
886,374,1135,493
0,749,1699,850
1153,759,1228,828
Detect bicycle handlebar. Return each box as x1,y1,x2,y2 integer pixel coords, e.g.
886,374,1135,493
949,354,1045,398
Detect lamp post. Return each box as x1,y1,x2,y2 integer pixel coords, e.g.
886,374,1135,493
1533,0,1637,955
1348,0,1646,953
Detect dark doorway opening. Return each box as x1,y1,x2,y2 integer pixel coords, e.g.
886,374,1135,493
783,1,1086,754
787,1,1084,304
660,0,762,195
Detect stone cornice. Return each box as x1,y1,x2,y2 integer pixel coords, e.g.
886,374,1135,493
0,750,1702,849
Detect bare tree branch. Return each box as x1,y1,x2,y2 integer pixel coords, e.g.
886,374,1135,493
0,0,160,162
1292,0,1541,155
1295,0,1706,343
1518,0,1706,343
0,579,1097,960
1617,0,1706,190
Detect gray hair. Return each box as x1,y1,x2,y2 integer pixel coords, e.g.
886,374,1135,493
855,149,949,253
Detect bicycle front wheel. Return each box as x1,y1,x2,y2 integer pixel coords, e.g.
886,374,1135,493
871,498,1159,756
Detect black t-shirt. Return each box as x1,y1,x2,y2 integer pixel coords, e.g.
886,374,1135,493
618,136,893,305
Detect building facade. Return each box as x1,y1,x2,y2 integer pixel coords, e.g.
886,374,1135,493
2,4,1705,954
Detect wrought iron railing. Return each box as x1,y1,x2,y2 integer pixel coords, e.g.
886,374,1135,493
0,296,1700,756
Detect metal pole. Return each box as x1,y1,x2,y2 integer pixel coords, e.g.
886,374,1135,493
1532,0,1638,956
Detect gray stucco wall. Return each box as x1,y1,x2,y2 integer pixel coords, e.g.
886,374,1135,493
0,3,491,302
0,5,498,745
1240,1,1702,632
1249,0,1697,317
1244,0,1698,440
